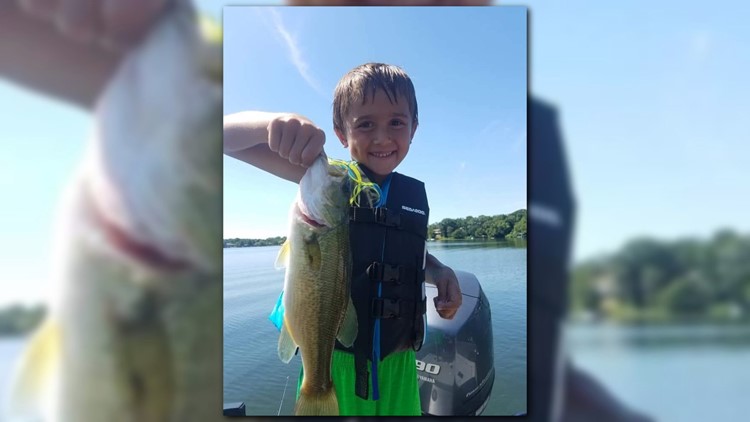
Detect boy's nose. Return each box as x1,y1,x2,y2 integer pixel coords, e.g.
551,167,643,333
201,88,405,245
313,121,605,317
372,128,391,144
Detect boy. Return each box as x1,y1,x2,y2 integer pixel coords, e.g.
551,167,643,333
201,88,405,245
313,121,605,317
224,63,463,415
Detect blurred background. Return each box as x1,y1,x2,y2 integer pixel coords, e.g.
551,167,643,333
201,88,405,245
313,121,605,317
2,1,749,421
522,1,750,421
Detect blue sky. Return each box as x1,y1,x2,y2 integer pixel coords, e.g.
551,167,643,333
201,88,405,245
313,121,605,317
223,6,528,242
0,82,90,306
2,1,750,306
525,0,750,260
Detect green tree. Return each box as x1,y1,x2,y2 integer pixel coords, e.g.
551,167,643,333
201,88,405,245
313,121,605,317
655,274,712,317
0,304,47,336
508,214,527,239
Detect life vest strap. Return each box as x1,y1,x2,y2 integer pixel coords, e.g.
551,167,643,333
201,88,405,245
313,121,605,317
350,207,400,227
371,297,427,319
354,351,369,399
366,262,418,284
350,207,427,239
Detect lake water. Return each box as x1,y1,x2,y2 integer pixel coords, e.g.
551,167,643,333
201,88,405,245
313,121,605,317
223,240,528,416
0,337,27,417
566,323,750,422
4,241,749,420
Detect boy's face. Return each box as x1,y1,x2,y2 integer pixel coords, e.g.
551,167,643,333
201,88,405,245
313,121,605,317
335,89,417,183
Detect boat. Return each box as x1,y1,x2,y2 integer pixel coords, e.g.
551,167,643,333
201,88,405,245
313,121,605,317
417,270,495,416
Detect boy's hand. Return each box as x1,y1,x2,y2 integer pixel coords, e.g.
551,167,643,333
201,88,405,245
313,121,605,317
425,253,462,320
432,268,462,319
267,114,326,168
1,0,171,108
16,0,171,49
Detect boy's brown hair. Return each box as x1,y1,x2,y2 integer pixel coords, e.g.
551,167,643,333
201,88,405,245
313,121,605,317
333,62,419,132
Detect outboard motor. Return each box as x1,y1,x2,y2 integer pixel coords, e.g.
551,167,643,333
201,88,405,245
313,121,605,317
416,270,494,416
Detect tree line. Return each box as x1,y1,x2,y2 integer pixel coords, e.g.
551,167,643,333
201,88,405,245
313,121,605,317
571,229,750,323
0,304,46,336
223,210,528,248
8,226,747,336
223,236,287,248
428,209,527,240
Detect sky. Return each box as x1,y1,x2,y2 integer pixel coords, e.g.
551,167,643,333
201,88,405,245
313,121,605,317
223,6,528,242
2,1,750,306
524,0,750,260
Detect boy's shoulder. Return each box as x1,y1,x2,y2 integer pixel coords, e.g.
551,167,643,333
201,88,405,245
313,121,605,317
385,172,429,214
389,171,424,186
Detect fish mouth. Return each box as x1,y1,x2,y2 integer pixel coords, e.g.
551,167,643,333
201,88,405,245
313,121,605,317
296,205,326,228
88,192,193,273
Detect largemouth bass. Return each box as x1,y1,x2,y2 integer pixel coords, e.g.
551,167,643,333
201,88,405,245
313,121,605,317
5,2,224,421
275,156,363,416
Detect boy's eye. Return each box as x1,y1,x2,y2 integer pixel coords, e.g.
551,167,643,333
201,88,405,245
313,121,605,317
357,121,374,129
391,119,406,127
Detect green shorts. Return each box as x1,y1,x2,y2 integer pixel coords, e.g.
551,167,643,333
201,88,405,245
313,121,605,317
296,349,422,416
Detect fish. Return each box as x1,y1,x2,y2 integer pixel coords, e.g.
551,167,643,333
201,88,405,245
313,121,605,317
5,2,225,421
274,155,365,415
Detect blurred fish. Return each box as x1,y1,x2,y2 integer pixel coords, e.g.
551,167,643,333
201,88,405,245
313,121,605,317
5,1,223,421
275,156,361,416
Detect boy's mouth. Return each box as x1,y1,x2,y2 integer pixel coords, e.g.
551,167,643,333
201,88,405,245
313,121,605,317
370,151,395,158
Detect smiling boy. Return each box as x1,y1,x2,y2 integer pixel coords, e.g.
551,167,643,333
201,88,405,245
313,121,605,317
225,63,462,415
331,66,415,182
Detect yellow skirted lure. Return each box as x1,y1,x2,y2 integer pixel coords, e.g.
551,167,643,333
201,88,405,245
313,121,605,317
327,159,383,207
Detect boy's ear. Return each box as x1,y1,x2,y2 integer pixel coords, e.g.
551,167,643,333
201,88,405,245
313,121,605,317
334,127,349,148
410,121,419,140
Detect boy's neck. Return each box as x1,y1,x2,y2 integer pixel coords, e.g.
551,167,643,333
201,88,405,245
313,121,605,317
355,161,393,186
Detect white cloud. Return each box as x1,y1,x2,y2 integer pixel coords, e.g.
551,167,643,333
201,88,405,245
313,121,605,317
477,119,506,140
690,30,711,61
267,9,327,97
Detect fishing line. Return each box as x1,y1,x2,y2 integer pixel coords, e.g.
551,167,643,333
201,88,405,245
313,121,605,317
277,375,290,416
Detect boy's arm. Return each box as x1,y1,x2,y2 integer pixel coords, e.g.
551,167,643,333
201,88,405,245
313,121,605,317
224,111,326,184
425,252,462,320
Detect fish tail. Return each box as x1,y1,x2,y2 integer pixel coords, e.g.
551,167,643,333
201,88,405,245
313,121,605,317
294,385,339,416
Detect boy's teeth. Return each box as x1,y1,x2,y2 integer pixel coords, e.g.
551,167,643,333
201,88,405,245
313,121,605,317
372,152,392,157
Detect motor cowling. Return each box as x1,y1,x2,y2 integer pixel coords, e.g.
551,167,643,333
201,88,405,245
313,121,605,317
416,270,495,416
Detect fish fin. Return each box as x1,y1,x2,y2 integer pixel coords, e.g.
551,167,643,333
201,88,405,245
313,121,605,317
268,291,285,331
336,297,358,348
196,13,222,83
278,319,297,363
198,13,222,45
295,385,338,416
274,240,290,269
6,318,61,420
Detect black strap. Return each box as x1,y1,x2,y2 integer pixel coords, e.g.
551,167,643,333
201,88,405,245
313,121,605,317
354,352,369,399
366,262,418,284
350,207,427,239
371,297,426,319
350,271,374,400
350,207,400,227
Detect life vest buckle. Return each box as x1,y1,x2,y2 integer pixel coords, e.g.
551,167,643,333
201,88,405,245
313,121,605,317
371,297,401,319
366,262,403,284
375,207,400,227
